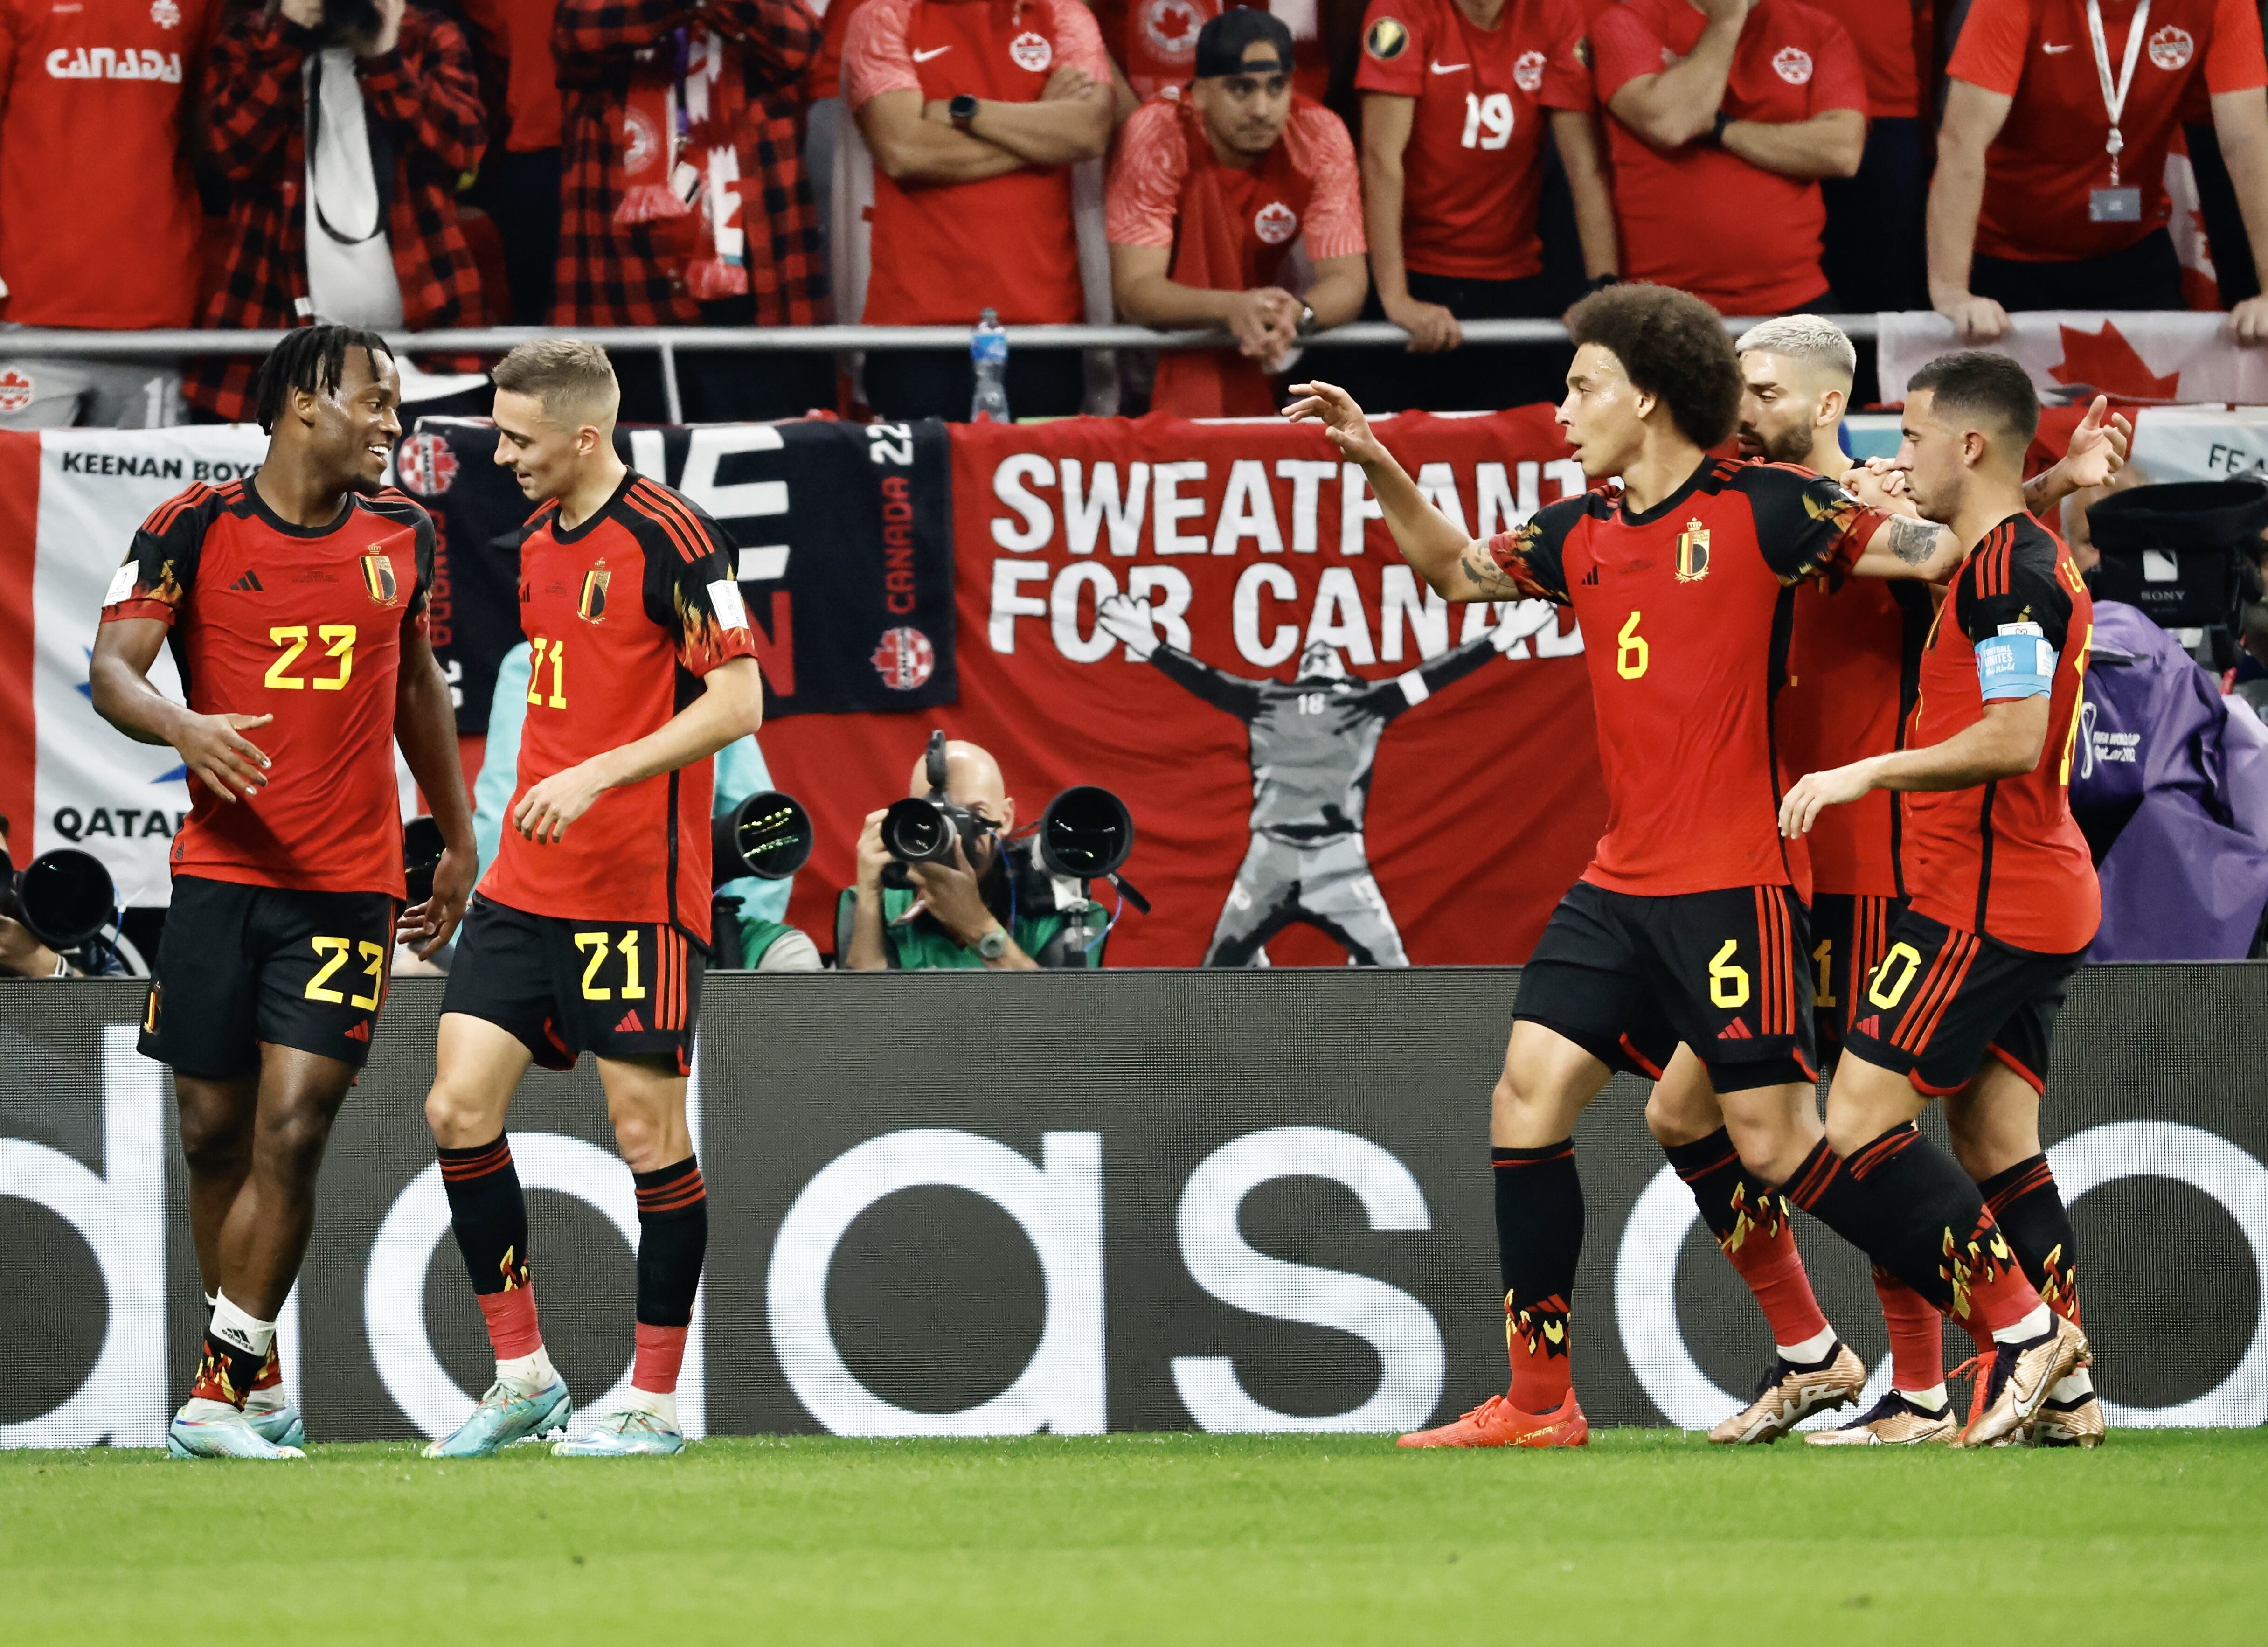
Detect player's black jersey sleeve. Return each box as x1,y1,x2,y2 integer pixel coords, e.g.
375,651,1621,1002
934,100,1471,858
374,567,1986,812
1733,463,1887,585
1151,646,1264,719
1479,495,1584,604
102,482,227,622
1956,517,2076,653
625,476,761,676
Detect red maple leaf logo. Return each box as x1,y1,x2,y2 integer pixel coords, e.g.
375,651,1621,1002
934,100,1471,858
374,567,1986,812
1157,5,1193,43
2047,321,2182,402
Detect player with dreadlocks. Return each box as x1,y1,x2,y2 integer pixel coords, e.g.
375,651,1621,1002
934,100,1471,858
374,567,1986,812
90,325,476,1459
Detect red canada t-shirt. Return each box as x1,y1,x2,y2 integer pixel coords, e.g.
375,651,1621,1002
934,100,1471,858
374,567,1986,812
1485,459,1887,896
1354,0,1592,281
99,480,433,899
459,0,562,151
1948,0,2266,262
845,0,1115,325
0,0,215,327
479,472,758,943
1802,0,1922,118
1901,514,2100,954
1589,0,1866,314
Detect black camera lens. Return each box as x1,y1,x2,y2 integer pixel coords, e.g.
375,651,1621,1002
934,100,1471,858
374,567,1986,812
1039,786,1134,879
882,796,956,863
20,848,115,950
714,791,813,884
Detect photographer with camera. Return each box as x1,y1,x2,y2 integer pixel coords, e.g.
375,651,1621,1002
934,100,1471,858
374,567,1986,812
185,0,486,421
0,817,67,979
841,738,1108,972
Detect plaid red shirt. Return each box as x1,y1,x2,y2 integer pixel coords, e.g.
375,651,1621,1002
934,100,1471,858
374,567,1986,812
187,5,489,420
553,0,828,327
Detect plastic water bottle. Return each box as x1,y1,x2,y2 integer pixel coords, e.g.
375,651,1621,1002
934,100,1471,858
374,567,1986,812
970,309,1011,423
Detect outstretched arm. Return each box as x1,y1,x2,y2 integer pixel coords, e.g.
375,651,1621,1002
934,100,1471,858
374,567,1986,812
512,656,764,844
1097,593,1265,717
2023,394,2131,516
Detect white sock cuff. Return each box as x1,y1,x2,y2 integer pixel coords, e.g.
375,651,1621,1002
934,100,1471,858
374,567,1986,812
1776,1326,1839,1365
1900,1383,1949,1411
2049,1368,2095,1402
1991,1302,2053,1346
209,1291,277,1358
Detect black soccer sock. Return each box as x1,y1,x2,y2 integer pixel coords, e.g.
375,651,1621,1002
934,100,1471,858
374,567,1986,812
633,1156,708,1330
438,1134,530,1296
1493,1141,1581,1412
1979,1154,2082,1326
1785,1127,2041,1335
1663,1127,1830,1352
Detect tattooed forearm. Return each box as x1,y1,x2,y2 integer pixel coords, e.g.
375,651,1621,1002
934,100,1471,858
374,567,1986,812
1884,515,1942,565
1457,546,1524,599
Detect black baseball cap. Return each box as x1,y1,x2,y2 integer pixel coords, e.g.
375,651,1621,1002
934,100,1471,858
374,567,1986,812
1194,7,1294,79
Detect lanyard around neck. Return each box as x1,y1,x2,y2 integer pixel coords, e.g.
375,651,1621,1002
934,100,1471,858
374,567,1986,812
2085,0,2151,185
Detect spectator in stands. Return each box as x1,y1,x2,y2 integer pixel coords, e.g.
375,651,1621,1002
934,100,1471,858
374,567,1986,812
461,0,565,324
554,0,830,420
1108,8,1366,417
841,739,1106,970
845,0,1113,420
0,0,216,427
187,0,486,423
1353,0,1614,410
1930,0,2268,341
1809,0,1927,312
1589,0,1865,318
1101,0,1332,106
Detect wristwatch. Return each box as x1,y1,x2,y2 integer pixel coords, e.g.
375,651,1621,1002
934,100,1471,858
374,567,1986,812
950,93,980,133
1706,110,1733,147
1296,304,1319,340
1587,273,1620,294
975,925,1010,961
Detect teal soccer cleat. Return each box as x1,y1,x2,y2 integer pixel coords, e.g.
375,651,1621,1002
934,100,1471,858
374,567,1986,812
422,1376,572,1459
244,1402,306,1451
552,1409,685,1457
167,1401,306,1460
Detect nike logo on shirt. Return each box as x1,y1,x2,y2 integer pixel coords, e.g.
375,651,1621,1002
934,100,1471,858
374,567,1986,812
1429,60,1469,73
2042,42,2076,52
912,44,952,61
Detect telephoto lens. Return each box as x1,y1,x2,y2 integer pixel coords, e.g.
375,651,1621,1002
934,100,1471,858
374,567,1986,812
714,791,814,884
881,796,959,864
16,848,116,950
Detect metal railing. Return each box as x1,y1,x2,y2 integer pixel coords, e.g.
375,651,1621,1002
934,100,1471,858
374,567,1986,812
0,315,1889,423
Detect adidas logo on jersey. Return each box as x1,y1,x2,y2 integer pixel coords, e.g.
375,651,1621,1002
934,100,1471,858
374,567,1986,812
615,1008,645,1034
1581,566,1600,586
232,570,263,591
1716,1019,1752,1041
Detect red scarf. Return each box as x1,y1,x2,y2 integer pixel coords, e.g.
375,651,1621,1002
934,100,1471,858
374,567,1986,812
1152,93,1319,419
609,26,749,300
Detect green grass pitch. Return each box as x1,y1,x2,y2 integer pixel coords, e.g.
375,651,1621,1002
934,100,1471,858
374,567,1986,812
5,1430,2262,1643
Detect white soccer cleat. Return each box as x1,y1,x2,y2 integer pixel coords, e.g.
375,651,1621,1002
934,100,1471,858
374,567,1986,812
167,1400,306,1460
552,1409,686,1457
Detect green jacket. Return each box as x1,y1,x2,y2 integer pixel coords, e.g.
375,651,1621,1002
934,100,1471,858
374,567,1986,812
837,884,1108,970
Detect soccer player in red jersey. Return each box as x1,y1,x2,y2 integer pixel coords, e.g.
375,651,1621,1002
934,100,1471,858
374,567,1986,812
420,340,763,1459
1779,352,2101,1447
1285,284,1966,1450
88,327,476,1459
1643,317,2128,1445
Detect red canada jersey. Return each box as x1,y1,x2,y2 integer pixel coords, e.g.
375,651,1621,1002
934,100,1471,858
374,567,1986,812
479,472,758,943
1948,0,2265,263
1901,513,2099,954
1804,0,1922,118
1778,568,1934,898
1588,0,1867,314
1354,0,1593,281
1487,459,1888,897
99,479,433,898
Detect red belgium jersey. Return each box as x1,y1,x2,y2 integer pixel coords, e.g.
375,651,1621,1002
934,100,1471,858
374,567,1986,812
1487,459,1887,897
1353,0,1592,282
1778,568,1935,898
99,479,433,898
479,471,759,944
1901,513,2099,954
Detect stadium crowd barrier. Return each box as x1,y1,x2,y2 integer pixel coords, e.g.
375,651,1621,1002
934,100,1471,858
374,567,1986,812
2,965,2262,1448
0,317,1885,424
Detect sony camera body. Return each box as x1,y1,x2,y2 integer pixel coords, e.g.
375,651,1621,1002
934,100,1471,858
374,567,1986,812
880,731,998,883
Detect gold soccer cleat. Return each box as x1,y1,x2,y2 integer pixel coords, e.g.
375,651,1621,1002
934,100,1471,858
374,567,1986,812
1709,1342,1867,1444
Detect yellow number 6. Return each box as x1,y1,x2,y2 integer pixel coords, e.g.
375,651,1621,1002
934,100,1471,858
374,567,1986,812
1616,611,1649,680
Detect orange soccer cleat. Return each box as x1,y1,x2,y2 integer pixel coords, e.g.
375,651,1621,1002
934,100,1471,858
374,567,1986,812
1397,1389,1589,1450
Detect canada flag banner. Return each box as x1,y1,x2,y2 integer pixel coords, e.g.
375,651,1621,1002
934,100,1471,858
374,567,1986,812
1877,309,2268,408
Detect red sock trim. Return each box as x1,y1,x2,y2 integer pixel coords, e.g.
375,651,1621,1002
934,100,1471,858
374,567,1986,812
477,1285,544,1361
633,1322,689,1395
1873,1268,1943,1391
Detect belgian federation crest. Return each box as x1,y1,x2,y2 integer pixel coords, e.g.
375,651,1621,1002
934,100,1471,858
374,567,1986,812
361,553,399,605
579,563,611,623
1675,518,1711,583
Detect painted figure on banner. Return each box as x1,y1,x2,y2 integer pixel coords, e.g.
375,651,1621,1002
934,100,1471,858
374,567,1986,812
1097,591,1548,964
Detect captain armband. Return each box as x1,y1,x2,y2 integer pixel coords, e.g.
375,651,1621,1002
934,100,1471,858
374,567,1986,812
1975,621,2057,701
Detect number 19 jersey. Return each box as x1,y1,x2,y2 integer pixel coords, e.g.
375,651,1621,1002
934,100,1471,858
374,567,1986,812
479,471,759,944
98,478,434,899
1485,458,1888,897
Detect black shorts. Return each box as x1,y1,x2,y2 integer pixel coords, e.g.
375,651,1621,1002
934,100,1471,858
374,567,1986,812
441,896,704,1072
1514,881,1818,1093
1808,892,1907,1062
139,875,397,1078
1841,908,2084,1097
